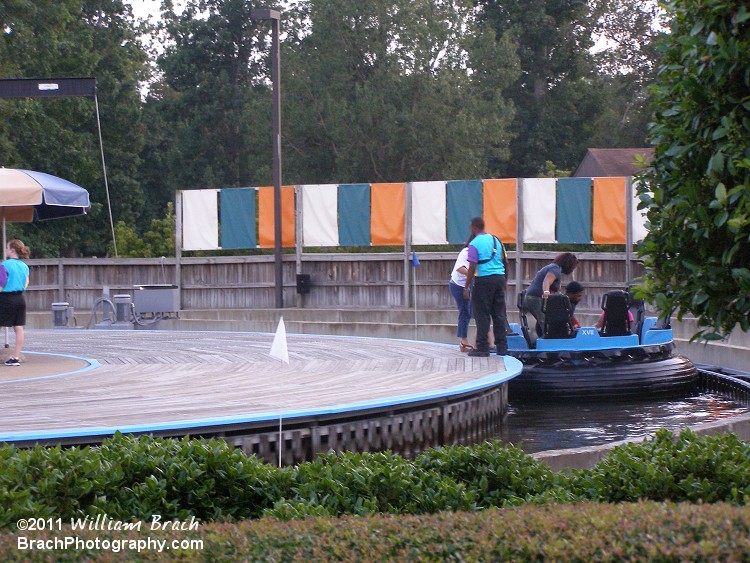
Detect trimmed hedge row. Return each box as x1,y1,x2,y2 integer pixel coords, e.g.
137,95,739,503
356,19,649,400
3,502,750,561
1,428,749,529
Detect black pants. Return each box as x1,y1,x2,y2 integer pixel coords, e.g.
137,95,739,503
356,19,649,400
471,274,507,354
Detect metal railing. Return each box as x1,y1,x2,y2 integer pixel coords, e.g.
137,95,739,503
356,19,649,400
697,366,750,407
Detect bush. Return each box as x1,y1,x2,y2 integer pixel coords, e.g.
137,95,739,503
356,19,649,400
414,441,564,507
572,429,750,503
2,429,750,530
269,450,475,519
91,433,289,521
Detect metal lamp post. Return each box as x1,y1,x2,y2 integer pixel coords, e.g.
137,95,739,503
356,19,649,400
251,8,283,309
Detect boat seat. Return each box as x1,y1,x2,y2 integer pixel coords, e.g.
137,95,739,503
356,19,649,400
516,289,533,348
542,293,575,339
600,290,631,337
653,307,674,330
627,286,646,342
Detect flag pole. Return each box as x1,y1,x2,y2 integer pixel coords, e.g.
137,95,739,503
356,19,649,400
278,416,282,468
411,251,420,332
269,316,289,467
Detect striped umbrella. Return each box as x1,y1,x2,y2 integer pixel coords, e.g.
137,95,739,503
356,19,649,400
0,168,90,347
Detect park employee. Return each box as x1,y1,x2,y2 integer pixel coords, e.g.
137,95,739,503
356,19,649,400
0,239,31,366
462,217,508,357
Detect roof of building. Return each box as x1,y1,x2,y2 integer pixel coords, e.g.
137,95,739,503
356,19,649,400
573,148,655,177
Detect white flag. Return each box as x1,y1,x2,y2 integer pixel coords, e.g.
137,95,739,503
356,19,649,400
270,317,289,364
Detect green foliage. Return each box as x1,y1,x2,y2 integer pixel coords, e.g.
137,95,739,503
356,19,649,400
0,0,148,257
270,450,474,519
0,433,287,528
572,429,750,504
279,0,519,184
639,0,750,338
91,433,289,521
415,441,562,507
107,202,176,257
3,502,750,560
2,429,750,532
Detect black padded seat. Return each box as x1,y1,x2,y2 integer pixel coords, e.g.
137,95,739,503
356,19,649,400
600,290,631,336
627,286,646,340
542,293,575,339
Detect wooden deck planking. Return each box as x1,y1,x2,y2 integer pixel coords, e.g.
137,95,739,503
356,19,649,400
0,329,508,437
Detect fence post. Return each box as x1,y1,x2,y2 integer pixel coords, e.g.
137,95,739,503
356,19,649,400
404,182,413,308
295,185,303,308
516,179,525,295
57,261,65,303
625,176,633,283
175,190,183,310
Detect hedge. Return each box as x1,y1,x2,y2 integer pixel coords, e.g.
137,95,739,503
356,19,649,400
1,428,749,530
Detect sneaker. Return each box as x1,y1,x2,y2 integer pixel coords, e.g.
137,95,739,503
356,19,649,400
467,349,489,357
4,357,20,366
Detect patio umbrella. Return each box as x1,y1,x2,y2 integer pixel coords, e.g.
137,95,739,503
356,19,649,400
0,168,90,347
0,168,90,223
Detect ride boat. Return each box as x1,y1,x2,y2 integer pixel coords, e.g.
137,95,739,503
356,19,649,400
507,289,698,402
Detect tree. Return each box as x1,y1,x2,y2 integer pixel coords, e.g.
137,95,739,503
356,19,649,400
475,0,665,177
141,0,272,203
639,0,750,338
0,0,148,256
107,202,175,257
282,0,519,183
475,0,596,176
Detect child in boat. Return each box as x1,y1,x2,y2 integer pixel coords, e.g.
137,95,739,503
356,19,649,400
564,281,584,330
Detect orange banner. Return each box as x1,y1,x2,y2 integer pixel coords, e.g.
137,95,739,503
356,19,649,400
593,177,626,244
483,179,517,243
370,183,405,245
258,186,296,247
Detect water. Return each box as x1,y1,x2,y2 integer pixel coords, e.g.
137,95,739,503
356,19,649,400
497,392,749,454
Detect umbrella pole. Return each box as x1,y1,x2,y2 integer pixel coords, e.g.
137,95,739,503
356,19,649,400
2,209,8,349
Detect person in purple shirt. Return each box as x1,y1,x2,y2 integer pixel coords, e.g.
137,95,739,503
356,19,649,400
462,217,508,357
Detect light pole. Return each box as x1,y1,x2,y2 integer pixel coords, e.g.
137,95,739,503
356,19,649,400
251,8,283,309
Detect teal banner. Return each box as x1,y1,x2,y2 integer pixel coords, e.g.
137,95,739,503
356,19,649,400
556,177,592,244
220,188,256,249
447,180,483,244
338,184,371,246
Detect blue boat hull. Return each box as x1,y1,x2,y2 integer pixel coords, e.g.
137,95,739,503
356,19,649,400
506,321,698,402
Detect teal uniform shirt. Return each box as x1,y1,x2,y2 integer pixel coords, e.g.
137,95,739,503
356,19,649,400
467,233,505,276
2,259,29,292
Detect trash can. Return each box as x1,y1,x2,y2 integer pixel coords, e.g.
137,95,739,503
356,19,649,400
51,302,71,327
113,294,133,323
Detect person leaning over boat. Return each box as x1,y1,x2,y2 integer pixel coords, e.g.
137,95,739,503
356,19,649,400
462,217,508,357
524,252,578,339
0,239,30,366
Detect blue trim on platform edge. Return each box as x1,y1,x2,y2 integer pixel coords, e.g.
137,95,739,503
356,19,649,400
0,352,99,385
0,354,523,443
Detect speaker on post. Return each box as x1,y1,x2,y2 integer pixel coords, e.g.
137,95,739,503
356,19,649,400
296,274,311,295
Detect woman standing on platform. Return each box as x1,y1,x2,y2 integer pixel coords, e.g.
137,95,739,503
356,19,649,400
450,235,475,352
0,239,30,366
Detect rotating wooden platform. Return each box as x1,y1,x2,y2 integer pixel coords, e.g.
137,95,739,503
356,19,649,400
0,329,522,463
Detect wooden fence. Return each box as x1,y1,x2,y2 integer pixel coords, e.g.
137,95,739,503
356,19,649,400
24,251,644,313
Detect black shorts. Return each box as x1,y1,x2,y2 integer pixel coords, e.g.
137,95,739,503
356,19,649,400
0,292,26,327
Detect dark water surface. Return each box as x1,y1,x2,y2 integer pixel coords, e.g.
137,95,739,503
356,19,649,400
497,393,749,454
